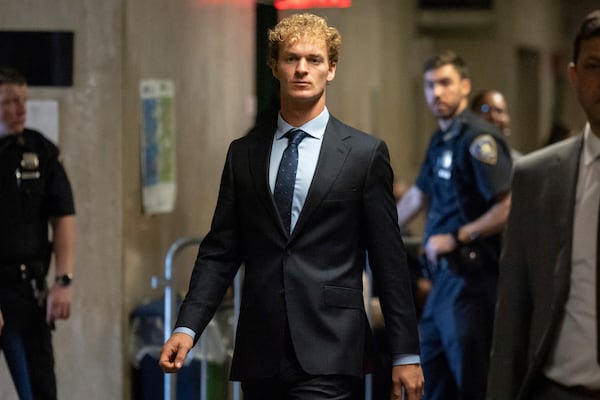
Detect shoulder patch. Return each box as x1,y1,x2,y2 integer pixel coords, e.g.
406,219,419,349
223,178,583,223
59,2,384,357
469,134,497,165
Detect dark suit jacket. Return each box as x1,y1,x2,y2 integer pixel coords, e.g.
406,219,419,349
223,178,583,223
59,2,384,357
487,134,584,400
175,115,420,380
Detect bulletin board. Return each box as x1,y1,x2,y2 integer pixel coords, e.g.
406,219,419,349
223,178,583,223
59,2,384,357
140,79,176,214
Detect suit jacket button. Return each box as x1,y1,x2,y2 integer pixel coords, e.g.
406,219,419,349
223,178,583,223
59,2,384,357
287,249,292,256
279,289,285,296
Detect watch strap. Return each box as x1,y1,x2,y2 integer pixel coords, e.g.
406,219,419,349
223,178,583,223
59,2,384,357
55,273,73,286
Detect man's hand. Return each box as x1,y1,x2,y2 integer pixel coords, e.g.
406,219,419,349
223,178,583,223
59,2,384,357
391,364,424,400
424,233,457,263
159,333,193,373
46,284,73,323
0,307,4,335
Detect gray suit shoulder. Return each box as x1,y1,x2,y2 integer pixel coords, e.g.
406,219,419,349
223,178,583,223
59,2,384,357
513,134,582,172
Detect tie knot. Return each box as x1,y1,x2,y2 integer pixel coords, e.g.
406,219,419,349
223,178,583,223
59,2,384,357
285,129,308,146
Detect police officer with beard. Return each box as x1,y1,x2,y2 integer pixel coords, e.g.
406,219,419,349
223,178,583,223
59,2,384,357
397,51,512,399
0,66,75,400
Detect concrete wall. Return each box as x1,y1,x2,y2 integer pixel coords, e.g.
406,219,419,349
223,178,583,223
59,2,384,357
122,0,255,398
0,1,124,399
121,0,255,349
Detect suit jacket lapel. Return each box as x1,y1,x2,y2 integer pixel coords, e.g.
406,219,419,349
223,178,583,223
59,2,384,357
549,135,584,312
247,121,288,235
520,136,583,395
291,117,350,240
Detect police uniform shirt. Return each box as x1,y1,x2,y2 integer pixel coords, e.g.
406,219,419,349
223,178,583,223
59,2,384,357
0,129,75,265
415,110,512,243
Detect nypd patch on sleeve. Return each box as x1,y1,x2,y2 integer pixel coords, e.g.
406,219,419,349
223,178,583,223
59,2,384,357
469,134,498,165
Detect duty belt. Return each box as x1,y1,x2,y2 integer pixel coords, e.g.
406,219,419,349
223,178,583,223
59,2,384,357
0,261,48,306
0,261,45,287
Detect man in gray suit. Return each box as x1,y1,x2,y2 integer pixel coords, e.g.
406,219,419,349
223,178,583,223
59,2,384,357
487,9,600,400
159,13,424,400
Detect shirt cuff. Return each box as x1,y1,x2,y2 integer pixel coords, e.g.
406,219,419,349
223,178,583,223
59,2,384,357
392,354,421,365
173,327,196,341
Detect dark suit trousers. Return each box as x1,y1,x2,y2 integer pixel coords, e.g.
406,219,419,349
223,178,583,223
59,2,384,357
241,323,363,400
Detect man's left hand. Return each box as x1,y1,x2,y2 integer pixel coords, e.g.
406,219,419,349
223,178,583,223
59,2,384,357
424,233,457,263
391,363,424,400
46,284,73,323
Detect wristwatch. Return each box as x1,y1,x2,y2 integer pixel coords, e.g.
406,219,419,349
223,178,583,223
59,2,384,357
452,229,480,244
55,273,74,286
469,231,481,242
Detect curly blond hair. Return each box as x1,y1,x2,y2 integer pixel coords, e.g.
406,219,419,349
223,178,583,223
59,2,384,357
268,13,342,67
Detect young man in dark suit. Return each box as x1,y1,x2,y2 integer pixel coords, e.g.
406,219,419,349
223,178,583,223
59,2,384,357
159,13,424,400
487,9,600,400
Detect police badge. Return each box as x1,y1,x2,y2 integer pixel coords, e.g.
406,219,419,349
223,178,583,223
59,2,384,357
469,134,498,165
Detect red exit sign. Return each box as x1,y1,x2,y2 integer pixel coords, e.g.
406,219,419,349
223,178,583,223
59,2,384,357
274,0,351,9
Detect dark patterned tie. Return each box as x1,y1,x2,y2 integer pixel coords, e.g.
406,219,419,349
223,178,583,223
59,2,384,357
274,129,307,232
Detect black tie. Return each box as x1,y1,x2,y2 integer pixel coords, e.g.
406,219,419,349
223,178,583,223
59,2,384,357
274,129,307,232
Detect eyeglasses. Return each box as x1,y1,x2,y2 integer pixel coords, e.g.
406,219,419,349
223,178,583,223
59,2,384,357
479,104,507,115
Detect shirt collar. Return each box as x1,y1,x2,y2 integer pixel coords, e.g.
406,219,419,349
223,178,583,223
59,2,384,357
582,123,600,166
275,107,330,141
441,112,464,142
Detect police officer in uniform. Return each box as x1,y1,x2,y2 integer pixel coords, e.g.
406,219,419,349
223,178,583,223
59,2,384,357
0,66,76,400
397,51,512,399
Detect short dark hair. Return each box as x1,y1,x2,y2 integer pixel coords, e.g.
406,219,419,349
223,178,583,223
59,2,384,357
423,50,469,79
572,9,600,63
0,66,27,86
